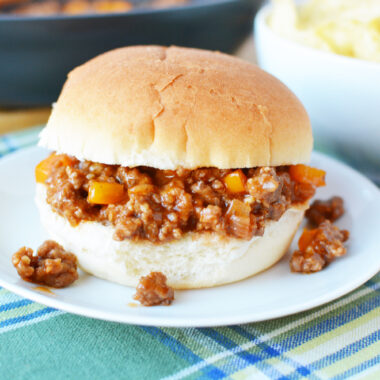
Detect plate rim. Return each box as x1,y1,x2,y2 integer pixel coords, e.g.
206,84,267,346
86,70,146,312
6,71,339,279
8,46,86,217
0,146,379,327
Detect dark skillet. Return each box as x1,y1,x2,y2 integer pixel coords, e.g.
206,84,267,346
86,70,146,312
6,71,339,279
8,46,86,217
0,0,262,107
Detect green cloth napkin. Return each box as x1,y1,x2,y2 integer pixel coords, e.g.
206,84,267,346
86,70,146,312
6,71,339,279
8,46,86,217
0,127,379,380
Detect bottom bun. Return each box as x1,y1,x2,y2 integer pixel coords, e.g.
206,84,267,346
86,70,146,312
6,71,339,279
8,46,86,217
36,184,306,289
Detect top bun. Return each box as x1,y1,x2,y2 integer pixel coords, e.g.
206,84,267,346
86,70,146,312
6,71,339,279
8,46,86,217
39,46,312,169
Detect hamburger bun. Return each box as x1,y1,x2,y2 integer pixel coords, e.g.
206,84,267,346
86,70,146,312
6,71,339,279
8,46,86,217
37,46,313,289
39,45,312,169
36,185,306,289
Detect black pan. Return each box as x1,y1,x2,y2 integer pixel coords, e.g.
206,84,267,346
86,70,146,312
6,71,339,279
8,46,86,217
0,0,261,107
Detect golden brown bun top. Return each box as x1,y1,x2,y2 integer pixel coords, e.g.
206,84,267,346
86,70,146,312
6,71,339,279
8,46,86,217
39,46,313,169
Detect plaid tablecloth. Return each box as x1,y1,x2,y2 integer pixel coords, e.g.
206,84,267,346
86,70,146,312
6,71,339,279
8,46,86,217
1,128,379,380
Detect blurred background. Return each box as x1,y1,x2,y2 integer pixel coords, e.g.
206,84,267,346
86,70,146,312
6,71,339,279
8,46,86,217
0,0,261,108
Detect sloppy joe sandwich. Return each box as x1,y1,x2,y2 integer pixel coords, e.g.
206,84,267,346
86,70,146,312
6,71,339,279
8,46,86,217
35,45,325,289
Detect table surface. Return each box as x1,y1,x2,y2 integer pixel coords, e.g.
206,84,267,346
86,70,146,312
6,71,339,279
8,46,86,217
1,41,379,379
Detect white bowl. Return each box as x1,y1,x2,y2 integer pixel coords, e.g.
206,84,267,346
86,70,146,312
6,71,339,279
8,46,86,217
254,5,380,182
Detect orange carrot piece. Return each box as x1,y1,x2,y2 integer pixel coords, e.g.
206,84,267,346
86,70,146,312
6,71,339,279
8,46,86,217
298,228,317,251
223,170,246,193
88,181,126,204
289,164,326,187
35,154,73,184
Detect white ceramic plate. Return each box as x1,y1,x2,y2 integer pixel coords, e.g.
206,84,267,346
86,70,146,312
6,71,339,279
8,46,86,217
0,146,379,327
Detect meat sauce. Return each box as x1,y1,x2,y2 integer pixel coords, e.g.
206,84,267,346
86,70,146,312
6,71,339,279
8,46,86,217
37,154,324,243
133,272,174,306
290,221,349,273
306,196,345,226
12,240,78,288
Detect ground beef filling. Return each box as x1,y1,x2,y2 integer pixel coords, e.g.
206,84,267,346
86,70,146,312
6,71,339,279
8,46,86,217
12,240,78,288
290,221,349,273
134,272,174,306
306,196,345,226
43,154,317,243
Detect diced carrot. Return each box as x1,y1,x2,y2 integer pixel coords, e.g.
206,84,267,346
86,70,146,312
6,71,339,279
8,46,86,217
289,164,326,187
88,181,126,204
298,228,317,251
35,160,50,184
223,170,246,193
35,154,73,184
